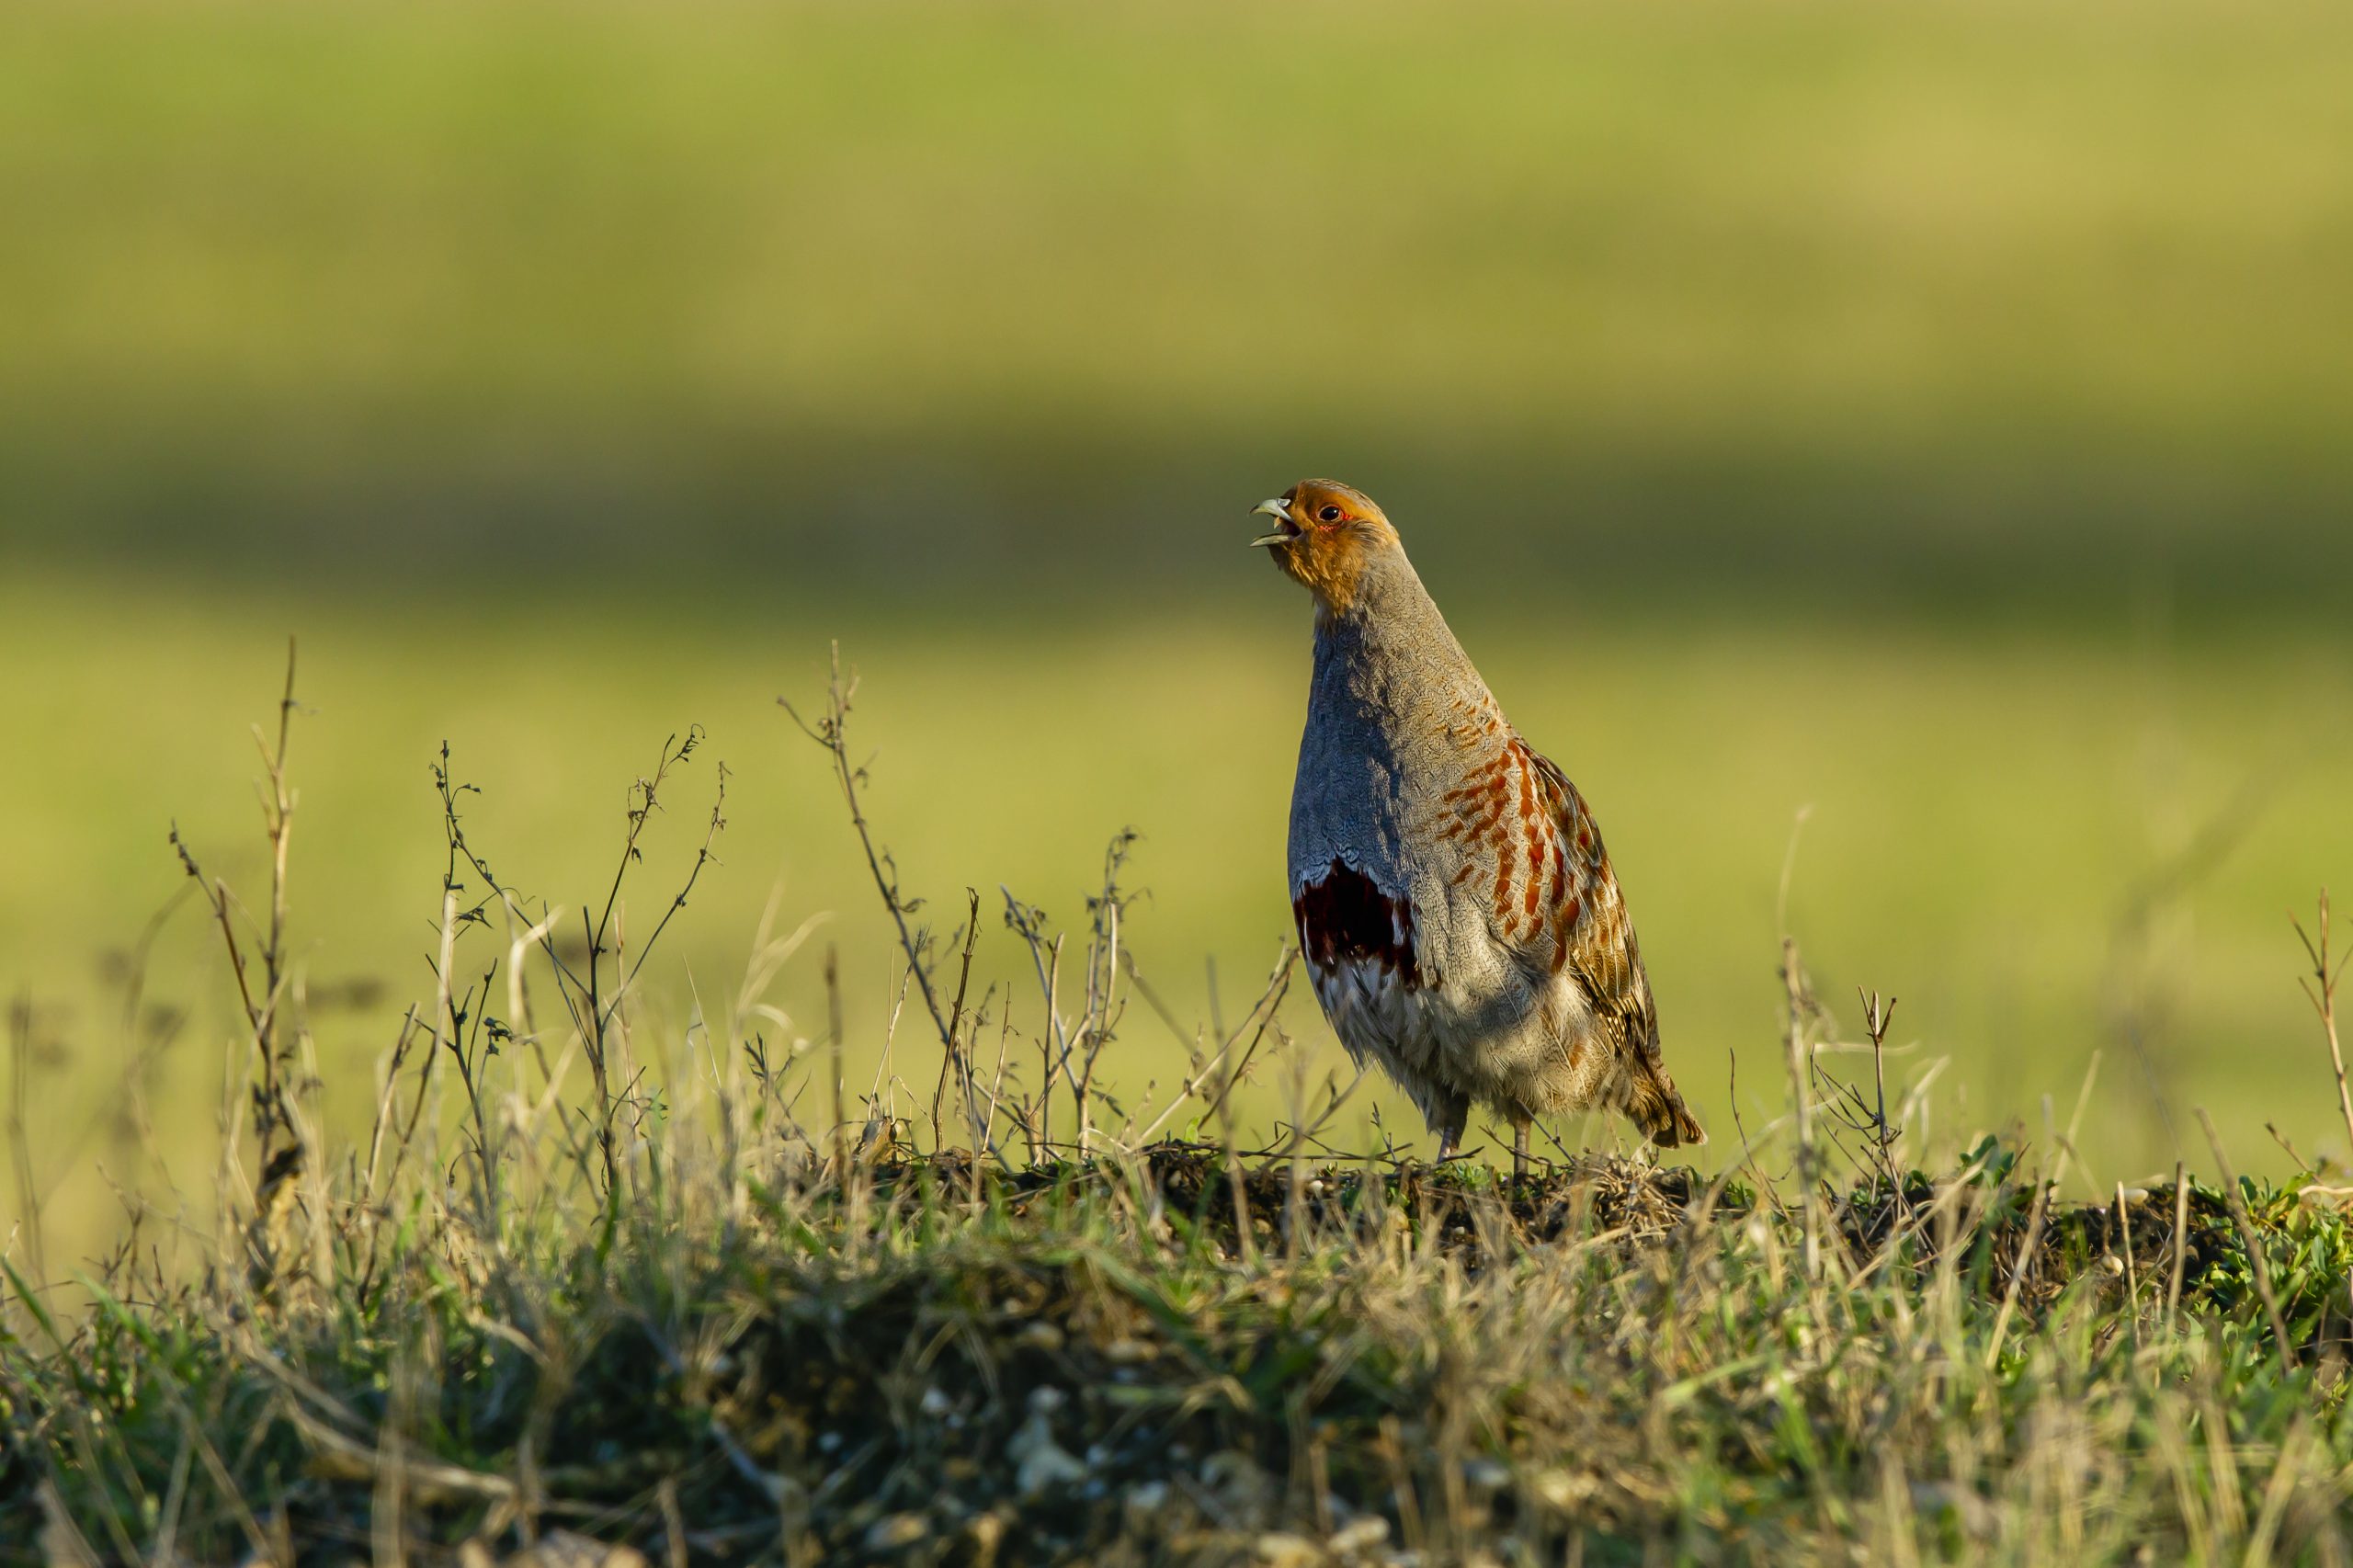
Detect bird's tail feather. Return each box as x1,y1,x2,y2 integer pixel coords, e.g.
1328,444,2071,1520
1624,1060,1706,1148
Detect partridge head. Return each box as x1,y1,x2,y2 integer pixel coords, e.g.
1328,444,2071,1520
1251,480,1400,619
1256,478,1702,1168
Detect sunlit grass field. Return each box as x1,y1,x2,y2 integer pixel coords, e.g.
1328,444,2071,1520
7,0,2353,1270
8,567,2351,1269
12,4,2353,1557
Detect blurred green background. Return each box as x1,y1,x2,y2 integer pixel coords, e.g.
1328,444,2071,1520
6,0,2352,1265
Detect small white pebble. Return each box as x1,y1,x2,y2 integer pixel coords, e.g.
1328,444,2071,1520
920,1386,952,1417
1017,1321,1065,1353
1462,1457,1510,1491
1255,1533,1321,1568
1530,1469,1595,1509
864,1513,928,1550
1009,1410,1087,1496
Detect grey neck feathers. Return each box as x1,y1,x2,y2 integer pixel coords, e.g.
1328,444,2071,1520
1308,547,1483,727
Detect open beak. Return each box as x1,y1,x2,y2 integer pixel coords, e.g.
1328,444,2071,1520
1250,497,1296,547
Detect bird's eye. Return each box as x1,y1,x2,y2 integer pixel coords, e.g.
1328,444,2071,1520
1317,506,1344,523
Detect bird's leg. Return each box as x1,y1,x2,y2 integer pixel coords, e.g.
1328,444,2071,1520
1434,1128,1460,1165
1510,1119,1530,1186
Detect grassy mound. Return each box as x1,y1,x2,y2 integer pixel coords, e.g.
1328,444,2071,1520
6,1144,2353,1565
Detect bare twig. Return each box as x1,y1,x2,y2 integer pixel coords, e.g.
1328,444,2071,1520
2290,892,2353,1165
825,943,847,1176
7,995,44,1290
1780,936,1821,1281
1003,891,1070,1158
2116,1181,2143,1352
622,760,729,1002
2196,1108,2298,1373
252,638,301,1166
581,727,710,1190
781,648,957,1058
1860,989,1898,1182
165,641,307,1230
929,889,984,1154
1071,832,1139,1154
1132,949,1297,1148
2165,1160,2189,1335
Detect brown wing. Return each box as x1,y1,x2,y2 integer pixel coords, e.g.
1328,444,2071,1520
1529,752,1701,1144
1456,738,1699,1146
1420,727,1702,1145
1518,751,1655,1051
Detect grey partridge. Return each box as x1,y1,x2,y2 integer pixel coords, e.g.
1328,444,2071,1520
1255,479,1703,1170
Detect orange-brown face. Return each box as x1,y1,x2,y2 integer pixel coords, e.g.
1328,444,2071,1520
1250,479,1398,614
